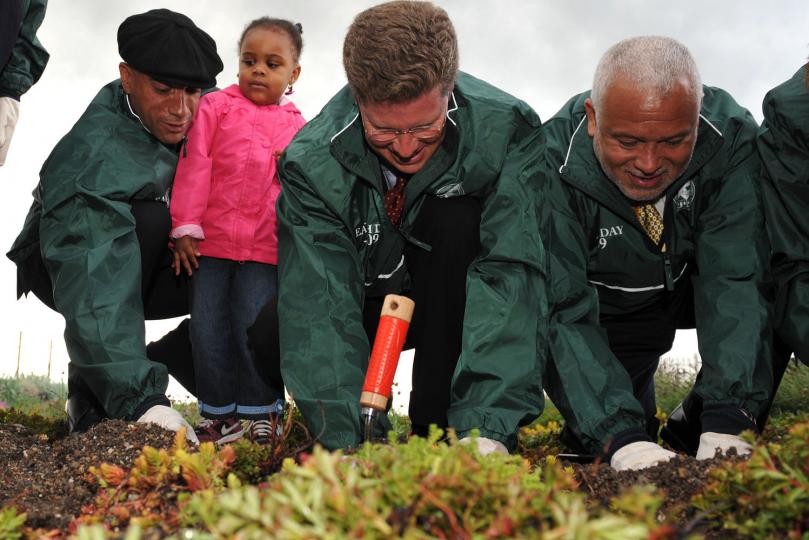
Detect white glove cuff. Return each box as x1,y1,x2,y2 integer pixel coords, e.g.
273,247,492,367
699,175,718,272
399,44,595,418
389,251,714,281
459,436,509,456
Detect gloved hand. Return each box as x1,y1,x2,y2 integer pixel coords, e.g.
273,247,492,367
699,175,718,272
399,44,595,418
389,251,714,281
137,405,199,444
696,431,752,460
0,96,21,166
459,436,509,456
610,441,676,471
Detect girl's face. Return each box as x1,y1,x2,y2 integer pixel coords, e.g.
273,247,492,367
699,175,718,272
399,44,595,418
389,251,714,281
238,28,300,106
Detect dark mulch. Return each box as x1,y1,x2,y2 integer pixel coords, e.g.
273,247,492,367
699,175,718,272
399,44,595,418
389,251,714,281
0,420,175,531
563,453,745,538
571,455,715,513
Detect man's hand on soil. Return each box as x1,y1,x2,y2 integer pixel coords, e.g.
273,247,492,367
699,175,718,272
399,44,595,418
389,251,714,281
610,441,676,471
459,436,509,456
696,431,752,460
137,405,199,444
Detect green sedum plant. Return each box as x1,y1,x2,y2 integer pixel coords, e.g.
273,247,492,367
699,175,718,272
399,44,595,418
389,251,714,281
694,420,809,539
74,430,237,533
179,428,664,539
0,507,26,540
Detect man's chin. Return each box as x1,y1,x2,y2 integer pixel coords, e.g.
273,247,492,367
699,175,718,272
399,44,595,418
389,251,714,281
391,163,424,175
616,177,673,203
156,131,187,146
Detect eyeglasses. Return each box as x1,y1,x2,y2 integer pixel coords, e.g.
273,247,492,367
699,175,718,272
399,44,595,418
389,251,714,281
362,111,447,146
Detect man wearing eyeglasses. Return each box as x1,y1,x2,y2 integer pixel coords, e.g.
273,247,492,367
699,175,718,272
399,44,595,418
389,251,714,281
274,1,527,449
269,0,657,461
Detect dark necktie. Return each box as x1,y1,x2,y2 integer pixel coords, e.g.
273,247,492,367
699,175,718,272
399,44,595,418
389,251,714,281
384,175,407,225
635,203,664,246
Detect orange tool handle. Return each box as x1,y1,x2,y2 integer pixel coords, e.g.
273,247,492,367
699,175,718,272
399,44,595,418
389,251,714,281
360,294,415,411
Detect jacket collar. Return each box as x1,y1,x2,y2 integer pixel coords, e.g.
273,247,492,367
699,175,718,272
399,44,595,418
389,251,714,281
558,111,725,220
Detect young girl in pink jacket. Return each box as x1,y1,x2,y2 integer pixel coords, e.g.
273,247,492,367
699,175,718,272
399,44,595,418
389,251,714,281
170,17,306,444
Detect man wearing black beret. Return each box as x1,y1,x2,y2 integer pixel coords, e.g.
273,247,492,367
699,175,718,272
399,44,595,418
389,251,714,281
7,9,223,442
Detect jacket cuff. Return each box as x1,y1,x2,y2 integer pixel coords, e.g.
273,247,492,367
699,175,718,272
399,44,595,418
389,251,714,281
130,394,172,420
701,404,757,435
171,224,204,240
603,427,653,461
0,91,21,101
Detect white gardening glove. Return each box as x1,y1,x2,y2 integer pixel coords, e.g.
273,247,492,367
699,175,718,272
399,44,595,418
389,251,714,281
610,441,676,471
0,96,21,166
696,432,752,460
137,405,199,444
459,436,509,456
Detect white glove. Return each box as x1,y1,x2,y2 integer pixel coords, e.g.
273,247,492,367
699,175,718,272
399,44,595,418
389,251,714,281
137,405,199,444
459,436,509,456
610,441,676,471
0,96,20,166
696,431,752,460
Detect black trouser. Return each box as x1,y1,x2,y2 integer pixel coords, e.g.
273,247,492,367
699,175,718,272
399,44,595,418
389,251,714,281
249,195,482,436
132,200,195,396
599,281,696,439
600,276,788,438
29,201,196,404
367,195,482,436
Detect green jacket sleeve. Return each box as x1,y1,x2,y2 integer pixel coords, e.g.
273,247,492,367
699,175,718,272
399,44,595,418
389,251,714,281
277,159,372,450
758,69,809,360
448,127,548,450
539,173,648,453
450,123,648,453
38,139,169,420
0,0,49,100
692,118,773,414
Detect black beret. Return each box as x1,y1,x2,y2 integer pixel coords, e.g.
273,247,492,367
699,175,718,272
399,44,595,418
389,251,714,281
117,8,223,89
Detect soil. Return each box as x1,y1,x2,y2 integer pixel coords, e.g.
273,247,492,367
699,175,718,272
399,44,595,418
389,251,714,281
0,420,175,532
568,455,737,533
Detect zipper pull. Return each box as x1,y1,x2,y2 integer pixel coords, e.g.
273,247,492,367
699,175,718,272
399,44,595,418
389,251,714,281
662,244,674,291
181,136,188,158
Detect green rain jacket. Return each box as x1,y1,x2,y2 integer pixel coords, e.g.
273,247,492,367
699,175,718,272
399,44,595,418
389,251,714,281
7,80,179,419
277,72,548,450
758,65,809,362
0,0,49,100
539,87,773,419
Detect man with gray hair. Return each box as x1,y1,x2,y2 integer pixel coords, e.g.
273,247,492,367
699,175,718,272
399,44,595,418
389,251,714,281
536,36,772,460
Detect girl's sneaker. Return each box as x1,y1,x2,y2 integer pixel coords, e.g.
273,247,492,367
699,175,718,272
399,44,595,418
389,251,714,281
247,415,283,444
195,417,245,444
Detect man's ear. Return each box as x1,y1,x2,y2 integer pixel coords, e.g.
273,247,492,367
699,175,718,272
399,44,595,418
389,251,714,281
119,62,132,93
584,97,597,137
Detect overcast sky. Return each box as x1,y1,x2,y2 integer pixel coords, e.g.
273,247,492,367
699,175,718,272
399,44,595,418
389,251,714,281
1,0,807,393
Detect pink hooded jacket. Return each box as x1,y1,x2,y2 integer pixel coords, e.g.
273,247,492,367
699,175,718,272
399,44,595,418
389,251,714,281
170,84,306,264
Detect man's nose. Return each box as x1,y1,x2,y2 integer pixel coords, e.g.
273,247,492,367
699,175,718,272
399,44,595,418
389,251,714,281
390,133,420,158
168,90,190,117
634,144,662,174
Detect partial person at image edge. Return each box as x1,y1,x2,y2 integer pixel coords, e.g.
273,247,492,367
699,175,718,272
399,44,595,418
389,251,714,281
0,0,49,167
